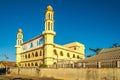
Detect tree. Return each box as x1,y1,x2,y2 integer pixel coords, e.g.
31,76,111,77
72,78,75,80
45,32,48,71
112,43,120,48
89,48,102,55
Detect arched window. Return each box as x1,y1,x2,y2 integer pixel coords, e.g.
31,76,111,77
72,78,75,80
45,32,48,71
31,63,34,66
53,49,57,55
28,63,30,66
28,54,30,58
51,23,53,30
35,62,38,66
32,52,34,57
30,43,33,48
73,54,75,58
37,40,39,46
35,51,38,57
51,14,53,19
25,54,27,59
40,50,42,56
48,22,50,30
67,53,70,57
77,55,80,59
60,51,63,56
48,13,50,19
25,63,27,67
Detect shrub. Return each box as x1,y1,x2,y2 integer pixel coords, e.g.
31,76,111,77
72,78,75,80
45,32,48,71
39,64,47,68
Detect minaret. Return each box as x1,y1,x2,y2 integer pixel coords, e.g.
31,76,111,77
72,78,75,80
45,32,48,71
42,5,56,65
15,29,23,66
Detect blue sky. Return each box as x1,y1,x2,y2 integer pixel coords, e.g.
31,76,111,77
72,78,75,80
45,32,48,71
0,0,120,61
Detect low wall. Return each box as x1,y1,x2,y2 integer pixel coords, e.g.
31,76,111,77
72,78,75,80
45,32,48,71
10,68,120,80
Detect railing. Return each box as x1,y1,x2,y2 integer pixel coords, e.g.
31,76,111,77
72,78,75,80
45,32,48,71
75,60,120,68
48,60,120,68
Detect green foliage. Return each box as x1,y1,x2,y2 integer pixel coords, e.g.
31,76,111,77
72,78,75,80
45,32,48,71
89,48,102,55
39,64,47,68
111,43,120,48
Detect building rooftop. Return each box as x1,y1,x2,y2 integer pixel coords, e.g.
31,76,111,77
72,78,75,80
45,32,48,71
0,61,16,67
78,47,120,62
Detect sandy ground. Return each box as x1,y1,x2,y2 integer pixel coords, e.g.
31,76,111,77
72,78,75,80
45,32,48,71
0,74,63,80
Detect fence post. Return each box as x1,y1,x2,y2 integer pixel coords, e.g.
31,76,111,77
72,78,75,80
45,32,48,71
117,61,120,68
83,63,86,68
98,62,101,68
72,63,74,68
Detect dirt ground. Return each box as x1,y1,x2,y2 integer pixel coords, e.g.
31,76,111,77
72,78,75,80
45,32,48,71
0,74,63,80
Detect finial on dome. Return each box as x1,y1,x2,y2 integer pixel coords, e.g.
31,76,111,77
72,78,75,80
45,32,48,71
18,29,22,33
47,5,53,11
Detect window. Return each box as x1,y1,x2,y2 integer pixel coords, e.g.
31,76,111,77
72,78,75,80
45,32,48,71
35,62,38,66
60,51,63,56
28,63,30,66
35,51,38,57
48,13,50,19
28,54,30,58
25,63,27,67
37,38,44,46
54,49,57,55
40,50,42,56
74,47,76,50
32,52,34,57
25,54,27,59
73,54,75,58
48,22,50,30
31,63,34,66
67,53,70,57
30,43,33,48
37,40,39,46
77,55,80,59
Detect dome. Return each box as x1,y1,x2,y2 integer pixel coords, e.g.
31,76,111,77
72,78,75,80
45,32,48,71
47,5,53,11
18,29,22,33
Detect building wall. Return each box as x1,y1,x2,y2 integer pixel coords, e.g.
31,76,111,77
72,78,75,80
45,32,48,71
53,44,84,63
20,47,43,67
10,68,120,80
15,6,85,66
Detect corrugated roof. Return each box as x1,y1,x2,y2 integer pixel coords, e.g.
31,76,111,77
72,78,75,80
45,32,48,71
78,47,120,62
0,61,16,67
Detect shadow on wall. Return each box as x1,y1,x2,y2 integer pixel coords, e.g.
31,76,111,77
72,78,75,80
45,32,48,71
10,77,63,80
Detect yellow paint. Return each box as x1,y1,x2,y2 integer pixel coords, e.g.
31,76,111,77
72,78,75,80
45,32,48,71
15,5,85,67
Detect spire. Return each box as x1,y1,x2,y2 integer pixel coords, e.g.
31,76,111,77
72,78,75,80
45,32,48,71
47,5,53,11
16,29,23,46
44,5,54,31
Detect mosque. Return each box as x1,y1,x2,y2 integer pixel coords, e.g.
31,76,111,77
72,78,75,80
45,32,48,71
15,5,85,67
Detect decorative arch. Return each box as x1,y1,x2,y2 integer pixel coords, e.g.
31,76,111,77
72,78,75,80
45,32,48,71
53,49,57,55
28,63,30,66
73,54,75,58
60,51,63,56
40,50,42,56
35,62,38,66
67,53,70,57
30,43,33,48
31,63,34,66
28,53,30,58
32,52,34,57
25,63,27,67
48,13,50,19
77,55,80,59
25,54,27,59
35,51,38,57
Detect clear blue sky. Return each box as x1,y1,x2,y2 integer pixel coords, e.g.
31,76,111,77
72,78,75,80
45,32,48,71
0,0,120,61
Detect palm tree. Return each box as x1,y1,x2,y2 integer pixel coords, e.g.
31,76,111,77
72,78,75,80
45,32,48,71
89,48,102,55
112,43,120,48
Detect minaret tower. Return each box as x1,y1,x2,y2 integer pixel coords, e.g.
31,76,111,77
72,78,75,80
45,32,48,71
42,5,56,65
15,29,23,66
